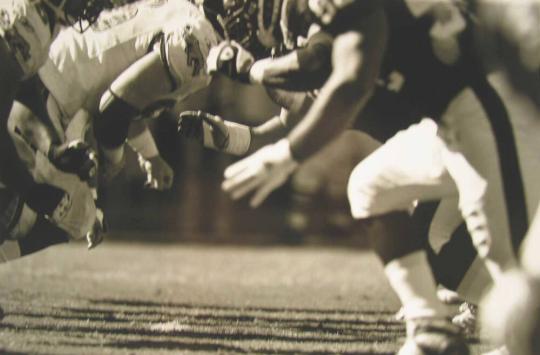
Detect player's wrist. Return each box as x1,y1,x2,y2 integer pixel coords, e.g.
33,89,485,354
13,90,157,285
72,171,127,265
274,139,299,167
222,121,252,155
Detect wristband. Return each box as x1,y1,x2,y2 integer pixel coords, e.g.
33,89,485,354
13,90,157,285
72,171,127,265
223,122,251,155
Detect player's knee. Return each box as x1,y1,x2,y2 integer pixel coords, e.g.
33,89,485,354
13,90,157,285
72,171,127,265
347,163,378,219
366,212,424,264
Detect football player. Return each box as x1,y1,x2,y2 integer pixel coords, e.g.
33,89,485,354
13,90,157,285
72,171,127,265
179,0,481,353
72,0,220,185
185,0,540,353
0,0,111,242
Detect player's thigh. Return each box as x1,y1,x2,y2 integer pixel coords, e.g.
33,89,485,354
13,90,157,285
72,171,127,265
347,119,457,219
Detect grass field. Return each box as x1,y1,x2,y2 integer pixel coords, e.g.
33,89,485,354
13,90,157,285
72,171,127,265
0,242,486,354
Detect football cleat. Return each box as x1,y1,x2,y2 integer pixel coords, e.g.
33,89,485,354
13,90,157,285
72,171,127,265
398,318,470,355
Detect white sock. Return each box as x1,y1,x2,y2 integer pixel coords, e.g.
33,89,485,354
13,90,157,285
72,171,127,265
0,240,22,263
385,250,448,321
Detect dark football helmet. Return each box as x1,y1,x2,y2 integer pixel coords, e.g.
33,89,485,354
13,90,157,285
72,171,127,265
43,0,113,32
200,0,284,57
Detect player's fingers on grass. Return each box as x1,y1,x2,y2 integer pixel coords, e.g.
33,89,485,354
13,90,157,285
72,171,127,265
250,181,275,207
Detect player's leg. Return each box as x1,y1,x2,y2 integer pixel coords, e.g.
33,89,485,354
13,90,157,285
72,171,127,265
0,187,69,263
347,119,468,354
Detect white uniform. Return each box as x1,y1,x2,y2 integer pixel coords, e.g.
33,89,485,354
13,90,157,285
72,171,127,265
347,71,540,302
39,0,218,131
0,0,59,79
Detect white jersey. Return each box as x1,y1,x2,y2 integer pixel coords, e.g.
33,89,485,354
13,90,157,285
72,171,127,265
0,0,60,79
39,0,218,128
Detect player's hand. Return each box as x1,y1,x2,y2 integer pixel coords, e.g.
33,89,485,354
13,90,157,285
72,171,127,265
138,154,174,190
86,208,107,249
178,110,230,151
222,139,298,207
48,140,97,182
207,41,255,83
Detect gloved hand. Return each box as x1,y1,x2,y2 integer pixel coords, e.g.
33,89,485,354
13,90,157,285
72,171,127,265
178,110,229,149
207,41,255,83
48,139,97,182
178,110,251,155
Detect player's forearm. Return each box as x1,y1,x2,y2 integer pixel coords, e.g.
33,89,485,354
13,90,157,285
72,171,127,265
288,75,373,161
249,45,331,92
127,122,159,159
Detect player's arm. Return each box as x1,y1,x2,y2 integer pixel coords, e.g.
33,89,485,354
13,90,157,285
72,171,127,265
178,91,313,155
94,51,174,153
222,6,388,207
208,31,333,92
127,120,174,190
288,10,387,160
249,31,333,91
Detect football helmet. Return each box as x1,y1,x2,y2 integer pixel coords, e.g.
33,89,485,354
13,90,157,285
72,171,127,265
42,0,113,32
199,0,283,57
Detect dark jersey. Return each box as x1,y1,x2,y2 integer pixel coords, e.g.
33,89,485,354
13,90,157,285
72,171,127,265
355,0,480,141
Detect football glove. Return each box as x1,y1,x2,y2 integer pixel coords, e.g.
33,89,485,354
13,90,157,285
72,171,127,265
207,41,255,83
222,139,298,207
138,154,174,190
178,111,251,155
48,139,97,182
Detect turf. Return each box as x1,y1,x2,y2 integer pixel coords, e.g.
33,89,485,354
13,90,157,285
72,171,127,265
0,242,484,354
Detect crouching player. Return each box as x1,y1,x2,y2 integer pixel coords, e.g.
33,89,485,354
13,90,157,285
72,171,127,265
0,0,111,248
0,100,103,262
59,0,221,185
178,0,484,353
